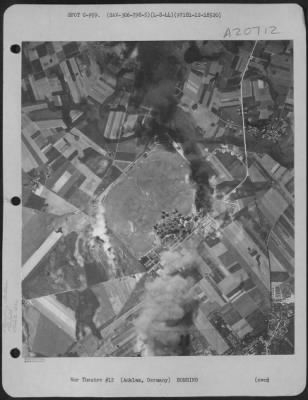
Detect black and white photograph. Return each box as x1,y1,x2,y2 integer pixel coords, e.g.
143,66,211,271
21,39,295,357
2,3,306,398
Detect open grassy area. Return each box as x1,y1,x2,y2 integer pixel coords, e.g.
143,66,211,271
104,148,196,258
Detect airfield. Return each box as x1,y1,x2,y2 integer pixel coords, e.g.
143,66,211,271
104,148,196,258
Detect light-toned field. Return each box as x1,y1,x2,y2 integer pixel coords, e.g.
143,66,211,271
104,149,196,258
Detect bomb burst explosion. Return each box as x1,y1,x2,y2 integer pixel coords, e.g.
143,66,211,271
135,249,202,356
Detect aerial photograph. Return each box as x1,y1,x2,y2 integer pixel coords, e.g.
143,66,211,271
21,40,294,357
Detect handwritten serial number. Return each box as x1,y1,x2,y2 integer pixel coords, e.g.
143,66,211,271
224,26,280,38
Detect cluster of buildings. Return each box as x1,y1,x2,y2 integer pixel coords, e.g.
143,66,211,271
152,209,197,245
248,117,290,143
179,41,293,143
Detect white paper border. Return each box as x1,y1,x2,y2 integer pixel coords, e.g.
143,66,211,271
2,3,306,397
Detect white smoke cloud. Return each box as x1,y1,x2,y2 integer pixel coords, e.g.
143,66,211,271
74,234,85,267
92,202,117,274
134,249,201,356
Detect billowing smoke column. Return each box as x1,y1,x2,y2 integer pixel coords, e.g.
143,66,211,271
92,202,117,273
189,159,213,212
136,41,214,214
135,250,202,356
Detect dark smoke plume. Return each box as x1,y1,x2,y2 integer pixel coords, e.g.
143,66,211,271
136,42,214,213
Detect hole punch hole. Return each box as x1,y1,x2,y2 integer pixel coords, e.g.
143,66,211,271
11,196,21,206
10,348,20,358
10,44,21,54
